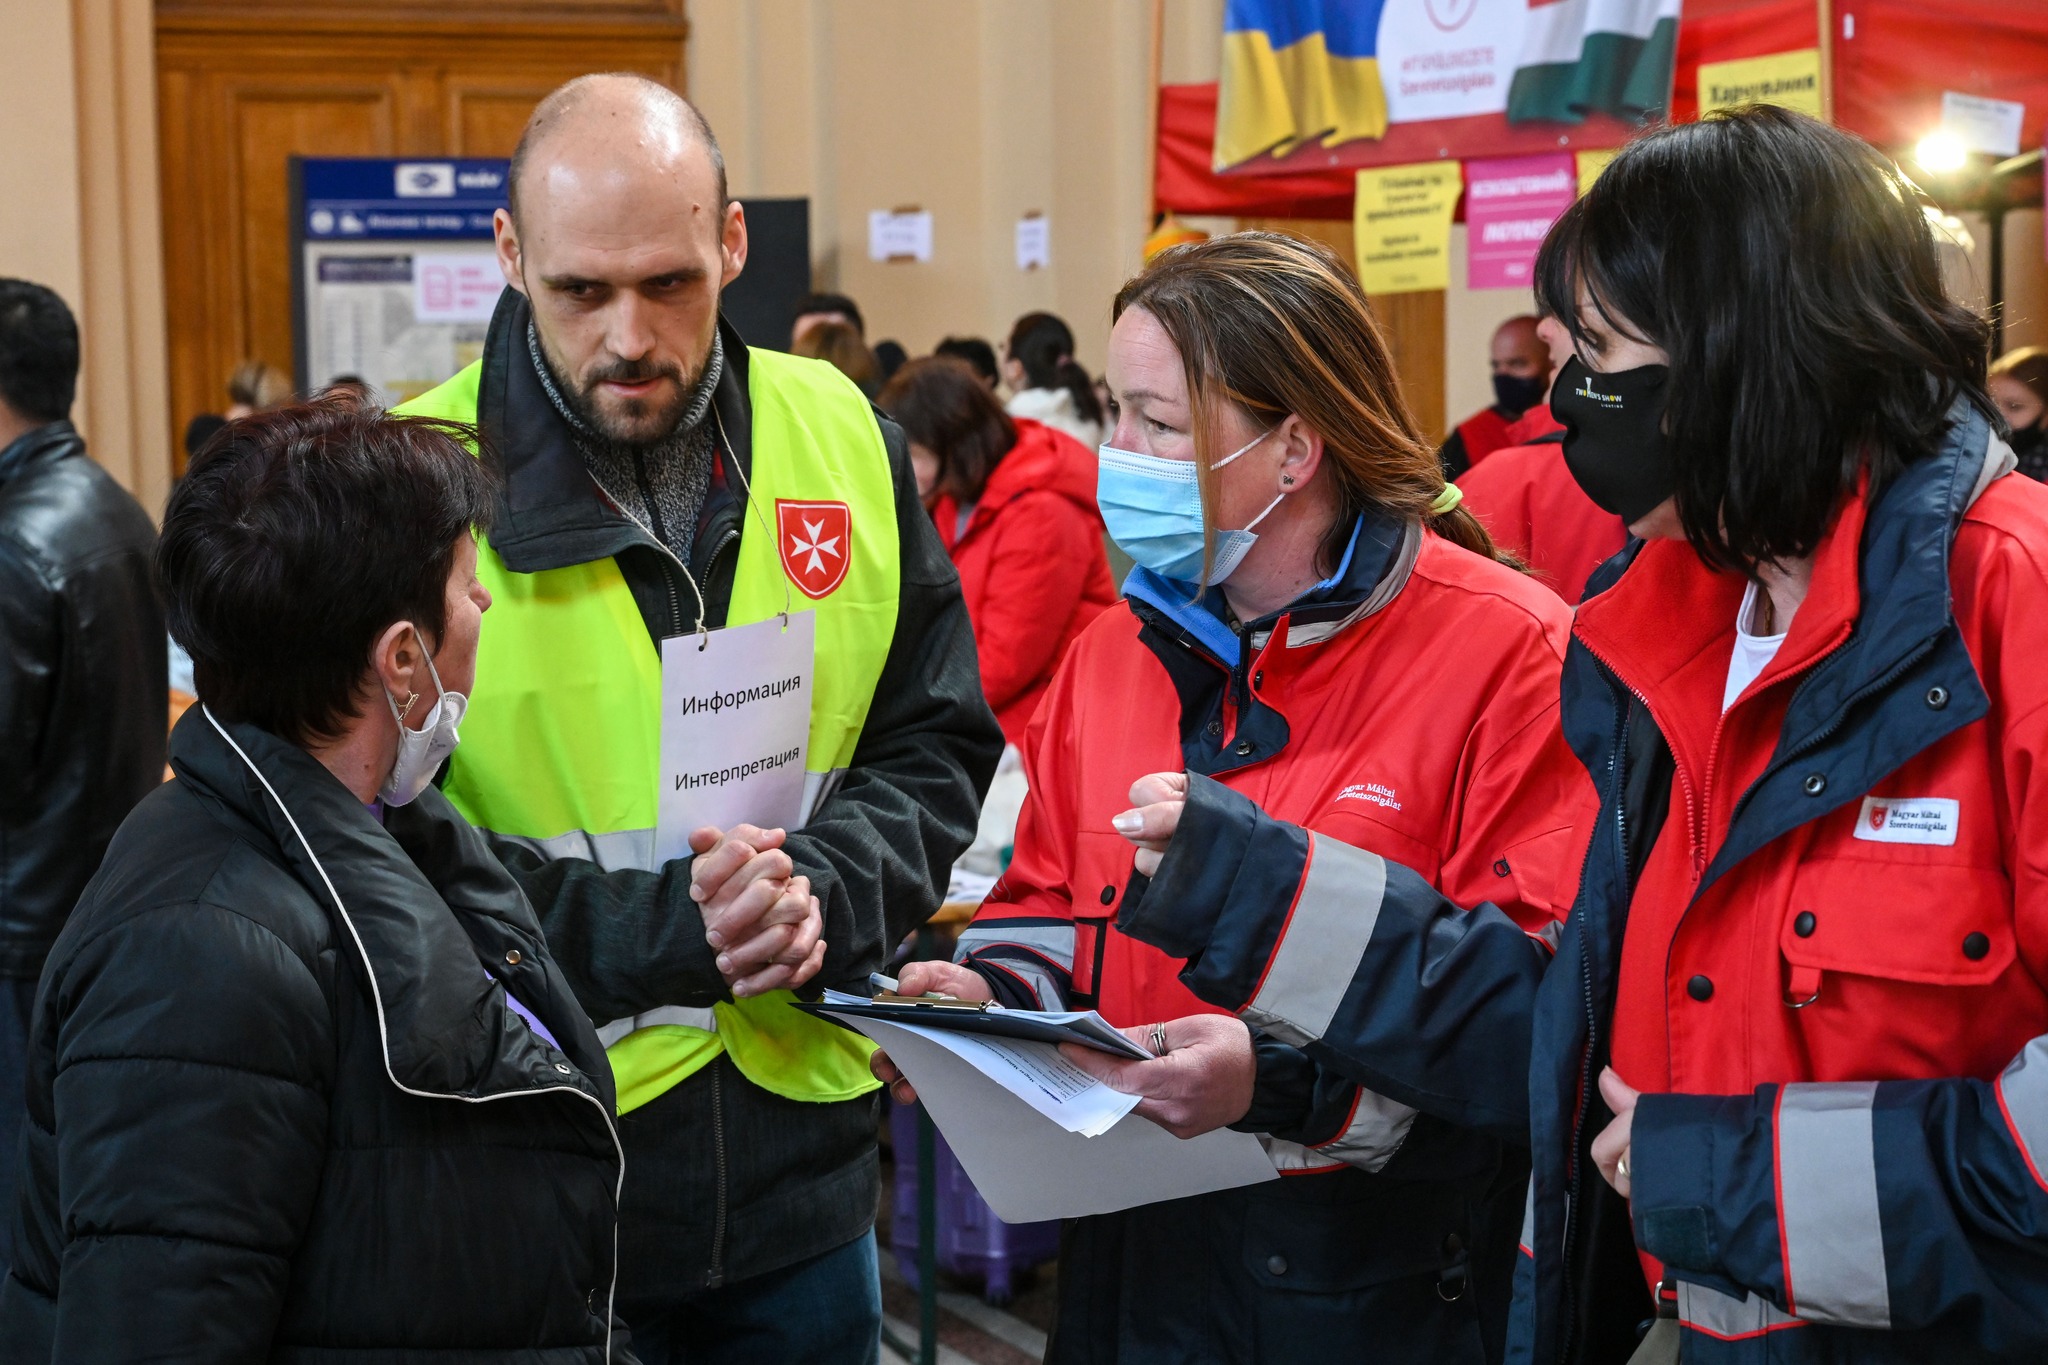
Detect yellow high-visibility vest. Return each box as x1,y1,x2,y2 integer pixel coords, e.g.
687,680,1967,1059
399,347,896,1112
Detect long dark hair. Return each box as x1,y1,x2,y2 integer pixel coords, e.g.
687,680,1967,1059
1006,312,1103,427
879,357,1018,504
1536,105,1993,573
1114,232,1505,580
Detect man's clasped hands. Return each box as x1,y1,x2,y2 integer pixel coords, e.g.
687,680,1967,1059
688,823,828,997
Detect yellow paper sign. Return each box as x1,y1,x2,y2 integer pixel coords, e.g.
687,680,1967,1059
1697,49,1824,119
1575,149,1618,197
1354,162,1461,295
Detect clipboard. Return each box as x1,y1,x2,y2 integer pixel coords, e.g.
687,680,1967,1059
796,992,1153,1061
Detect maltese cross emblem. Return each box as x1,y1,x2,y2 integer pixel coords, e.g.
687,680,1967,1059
776,499,852,599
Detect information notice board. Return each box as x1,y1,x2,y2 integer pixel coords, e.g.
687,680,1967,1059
292,157,510,408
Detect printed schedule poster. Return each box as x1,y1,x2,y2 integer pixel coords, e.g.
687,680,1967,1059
294,158,510,407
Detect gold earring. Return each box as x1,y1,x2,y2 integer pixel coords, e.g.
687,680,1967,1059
398,690,419,721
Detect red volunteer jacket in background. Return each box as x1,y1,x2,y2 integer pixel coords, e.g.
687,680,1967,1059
1457,411,1627,605
930,417,1116,746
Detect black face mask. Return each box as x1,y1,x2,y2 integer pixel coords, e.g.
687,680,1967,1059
1552,355,1676,524
2010,423,2046,457
1491,370,1548,416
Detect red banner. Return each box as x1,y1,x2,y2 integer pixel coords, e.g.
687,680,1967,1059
1155,0,2048,220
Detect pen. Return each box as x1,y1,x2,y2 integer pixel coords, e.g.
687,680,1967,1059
870,971,950,1001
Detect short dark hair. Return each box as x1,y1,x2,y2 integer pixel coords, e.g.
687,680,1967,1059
1006,311,1102,427
0,279,80,423
934,336,999,387
879,357,1018,504
1536,105,1992,572
156,394,499,746
793,292,864,338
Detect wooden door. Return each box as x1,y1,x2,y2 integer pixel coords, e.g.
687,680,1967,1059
155,1,689,469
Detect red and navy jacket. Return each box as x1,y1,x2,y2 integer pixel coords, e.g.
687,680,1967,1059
956,513,1590,1176
1118,403,2048,1363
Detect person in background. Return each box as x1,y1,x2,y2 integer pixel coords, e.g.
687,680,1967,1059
871,340,908,384
1096,106,2048,1365
873,234,1592,1365
181,411,226,464
792,318,880,396
1990,345,2048,480
396,75,999,1365
878,356,1114,748
0,395,639,1361
934,335,999,390
0,279,165,1273
789,291,864,348
224,357,291,419
1457,310,1626,603
1002,311,1104,448
1438,315,1553,477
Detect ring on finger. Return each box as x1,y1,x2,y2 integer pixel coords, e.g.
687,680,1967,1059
1150,1022,1169,1056
1617,1155,1630,1183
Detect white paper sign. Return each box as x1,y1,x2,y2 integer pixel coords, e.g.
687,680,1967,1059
868,210,934,263
843,1015,1277,1223
1376,0,1524,124
656,612,814,864
1941,91,2026,158
412,251,506,323
1015,215,1050,270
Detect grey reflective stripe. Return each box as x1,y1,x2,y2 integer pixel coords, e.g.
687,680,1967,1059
491,826,658,874
1676,1282,1805,1341
985,959,1064,1012
799,766,850,826
1996,1034,2048,1186
1307,1087,1417,1173
597,1005,719,1049
1778,1081,1891,1328
1258,1135,1342,1172
1519,1179,1536,1252
1240,835,1385,1049
954,923,1077,972
1534,920,1564,953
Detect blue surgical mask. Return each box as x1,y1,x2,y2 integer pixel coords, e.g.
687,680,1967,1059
1097,429,1280,585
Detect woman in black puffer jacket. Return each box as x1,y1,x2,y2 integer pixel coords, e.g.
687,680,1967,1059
0,396,732,1362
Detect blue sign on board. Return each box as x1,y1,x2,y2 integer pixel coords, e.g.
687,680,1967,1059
300,157,509,240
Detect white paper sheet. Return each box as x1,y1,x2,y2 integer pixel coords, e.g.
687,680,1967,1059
656,612,814,864
848,1015,1277,1223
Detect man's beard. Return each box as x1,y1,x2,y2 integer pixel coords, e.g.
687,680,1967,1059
535,330,703,450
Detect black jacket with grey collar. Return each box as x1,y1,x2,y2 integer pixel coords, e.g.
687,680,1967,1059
0,707,633,1363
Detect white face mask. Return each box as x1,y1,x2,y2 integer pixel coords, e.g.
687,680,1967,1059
378,628,466,807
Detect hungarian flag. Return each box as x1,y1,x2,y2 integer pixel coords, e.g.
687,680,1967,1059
1509,0,1681,125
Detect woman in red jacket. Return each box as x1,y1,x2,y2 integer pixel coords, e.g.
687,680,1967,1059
880,357,1116,745
872,234,1594,1364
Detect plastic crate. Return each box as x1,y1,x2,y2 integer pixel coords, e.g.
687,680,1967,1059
888,1098,1061,1305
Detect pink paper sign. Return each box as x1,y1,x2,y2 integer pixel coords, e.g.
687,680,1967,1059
1465,153,1578,291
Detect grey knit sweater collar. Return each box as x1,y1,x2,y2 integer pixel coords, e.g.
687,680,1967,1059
527,323,723,567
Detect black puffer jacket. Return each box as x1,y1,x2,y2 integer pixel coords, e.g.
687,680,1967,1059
0,421,165,979
0,707,632,1363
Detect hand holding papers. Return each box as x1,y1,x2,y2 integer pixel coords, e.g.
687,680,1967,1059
815,987,1276,1222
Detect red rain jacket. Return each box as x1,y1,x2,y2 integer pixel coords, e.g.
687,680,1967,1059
960,526,1592,1073
930,418,1116,746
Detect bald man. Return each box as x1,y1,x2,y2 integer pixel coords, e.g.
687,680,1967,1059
398,76,1000,1364
1438,314,1554,478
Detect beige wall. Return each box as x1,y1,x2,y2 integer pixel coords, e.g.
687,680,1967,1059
689,0,1195,373
0,0,170,511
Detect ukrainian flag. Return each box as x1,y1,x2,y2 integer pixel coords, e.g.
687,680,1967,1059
1215,1,1390,171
